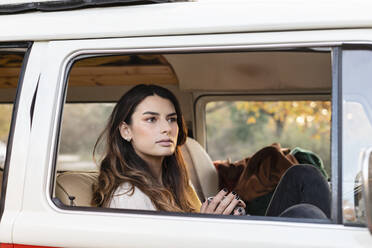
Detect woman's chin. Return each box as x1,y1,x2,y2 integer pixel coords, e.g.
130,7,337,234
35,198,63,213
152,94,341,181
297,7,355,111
156,147,175,156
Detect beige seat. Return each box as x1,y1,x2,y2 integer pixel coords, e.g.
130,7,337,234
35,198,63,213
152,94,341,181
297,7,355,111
180,138,218,201
55,137,218,207
55,171,98,207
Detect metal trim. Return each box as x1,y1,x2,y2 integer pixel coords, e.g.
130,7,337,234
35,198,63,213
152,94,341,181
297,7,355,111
51,196,332,224
331,47,343,224
0,0,172,14
0,42,30,49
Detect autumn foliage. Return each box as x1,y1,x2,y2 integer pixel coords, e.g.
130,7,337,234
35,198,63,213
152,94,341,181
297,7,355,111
206,100,332,175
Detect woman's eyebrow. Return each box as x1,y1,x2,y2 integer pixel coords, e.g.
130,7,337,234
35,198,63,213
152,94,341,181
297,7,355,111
142,111,177,117
142,111,159,116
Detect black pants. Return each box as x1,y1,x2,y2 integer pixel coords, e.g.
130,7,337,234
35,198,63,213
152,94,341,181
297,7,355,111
265,164,331,219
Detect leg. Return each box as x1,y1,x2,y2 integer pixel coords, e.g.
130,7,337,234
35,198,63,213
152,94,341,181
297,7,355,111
265,164,331,218
279,203,328,219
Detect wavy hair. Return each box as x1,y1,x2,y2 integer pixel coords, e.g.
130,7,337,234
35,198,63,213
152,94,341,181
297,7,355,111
92,84,198,212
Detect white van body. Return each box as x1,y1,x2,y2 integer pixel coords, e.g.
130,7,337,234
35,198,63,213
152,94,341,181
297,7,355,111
0,0,372,247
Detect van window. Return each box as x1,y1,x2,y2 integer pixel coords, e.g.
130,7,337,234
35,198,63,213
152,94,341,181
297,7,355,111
342,49,372,225
0,51,25,220
205,100,331,175
55,54,181,208
58,103,114,172
205,100,331,216
54,51,335,223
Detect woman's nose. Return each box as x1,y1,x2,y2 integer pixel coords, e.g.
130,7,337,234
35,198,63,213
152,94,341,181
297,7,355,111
160,119,172,133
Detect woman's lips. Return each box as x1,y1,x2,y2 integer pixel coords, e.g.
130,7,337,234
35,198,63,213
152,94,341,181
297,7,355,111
156,139,174,147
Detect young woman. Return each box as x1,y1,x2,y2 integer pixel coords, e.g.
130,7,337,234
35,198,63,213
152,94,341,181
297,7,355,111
92,84,243,215
92,84,330,218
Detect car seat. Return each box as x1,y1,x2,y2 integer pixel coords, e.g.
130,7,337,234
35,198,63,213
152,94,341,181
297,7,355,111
55,137,218,207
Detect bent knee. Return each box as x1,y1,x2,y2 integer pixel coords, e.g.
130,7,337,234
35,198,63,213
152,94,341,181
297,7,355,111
279,203,328,219
285,164,322,178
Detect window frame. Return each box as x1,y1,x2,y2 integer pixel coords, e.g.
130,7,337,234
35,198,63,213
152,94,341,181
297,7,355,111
0,42,32,223
331,47,343,224
49,44,342,226
196,94,338,223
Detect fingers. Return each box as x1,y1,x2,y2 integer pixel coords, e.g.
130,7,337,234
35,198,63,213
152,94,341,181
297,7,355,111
200,198,208,213
200,189,246,216
221,193,240,215
205,188,229,213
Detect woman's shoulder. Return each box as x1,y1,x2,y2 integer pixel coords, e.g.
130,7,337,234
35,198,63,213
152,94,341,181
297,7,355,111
112,182,134,194
109,182,156,211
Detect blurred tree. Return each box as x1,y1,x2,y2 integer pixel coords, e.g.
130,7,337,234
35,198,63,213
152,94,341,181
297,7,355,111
59,103,114,158
206,100,332,175
235,101,331,138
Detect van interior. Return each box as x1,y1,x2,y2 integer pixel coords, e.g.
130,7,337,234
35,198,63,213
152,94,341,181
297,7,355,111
0,50,333,218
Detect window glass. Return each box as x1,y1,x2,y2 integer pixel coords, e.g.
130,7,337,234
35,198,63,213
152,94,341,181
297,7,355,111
0,51,24,215
55,54,180,208
342,49,372,224
56,51,333,222
205,100,332,216
0,104,13,192
0,105,13,166
206,100,331,175
58,103,114,172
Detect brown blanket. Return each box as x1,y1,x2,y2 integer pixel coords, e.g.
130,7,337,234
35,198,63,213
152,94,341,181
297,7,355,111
213,158,246,191
214,143,298,202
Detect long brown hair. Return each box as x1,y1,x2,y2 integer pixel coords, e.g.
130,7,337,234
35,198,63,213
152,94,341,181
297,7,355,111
92,84,198,212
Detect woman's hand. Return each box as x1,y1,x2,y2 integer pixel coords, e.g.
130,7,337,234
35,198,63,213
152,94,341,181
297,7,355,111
200,188,246,215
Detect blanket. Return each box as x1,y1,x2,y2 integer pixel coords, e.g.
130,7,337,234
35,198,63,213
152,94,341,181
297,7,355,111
214,143,298,202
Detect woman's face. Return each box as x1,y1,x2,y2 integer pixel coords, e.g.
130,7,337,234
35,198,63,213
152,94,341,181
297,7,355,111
120,95,179,162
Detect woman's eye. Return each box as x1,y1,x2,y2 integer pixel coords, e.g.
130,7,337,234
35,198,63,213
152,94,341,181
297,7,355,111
146,117,156,123
168,117,177,123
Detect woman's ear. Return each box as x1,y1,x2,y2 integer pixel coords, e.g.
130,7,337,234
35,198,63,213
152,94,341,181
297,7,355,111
119,122,132,142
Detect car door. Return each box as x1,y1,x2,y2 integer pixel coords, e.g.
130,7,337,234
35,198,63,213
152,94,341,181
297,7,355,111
12,33,372,248
0,42,42,246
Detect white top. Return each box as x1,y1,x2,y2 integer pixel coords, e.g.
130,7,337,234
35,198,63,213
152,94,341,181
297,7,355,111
109,182,156,211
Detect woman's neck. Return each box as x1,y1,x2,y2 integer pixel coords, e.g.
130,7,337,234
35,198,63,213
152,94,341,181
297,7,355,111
143,156,164,185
